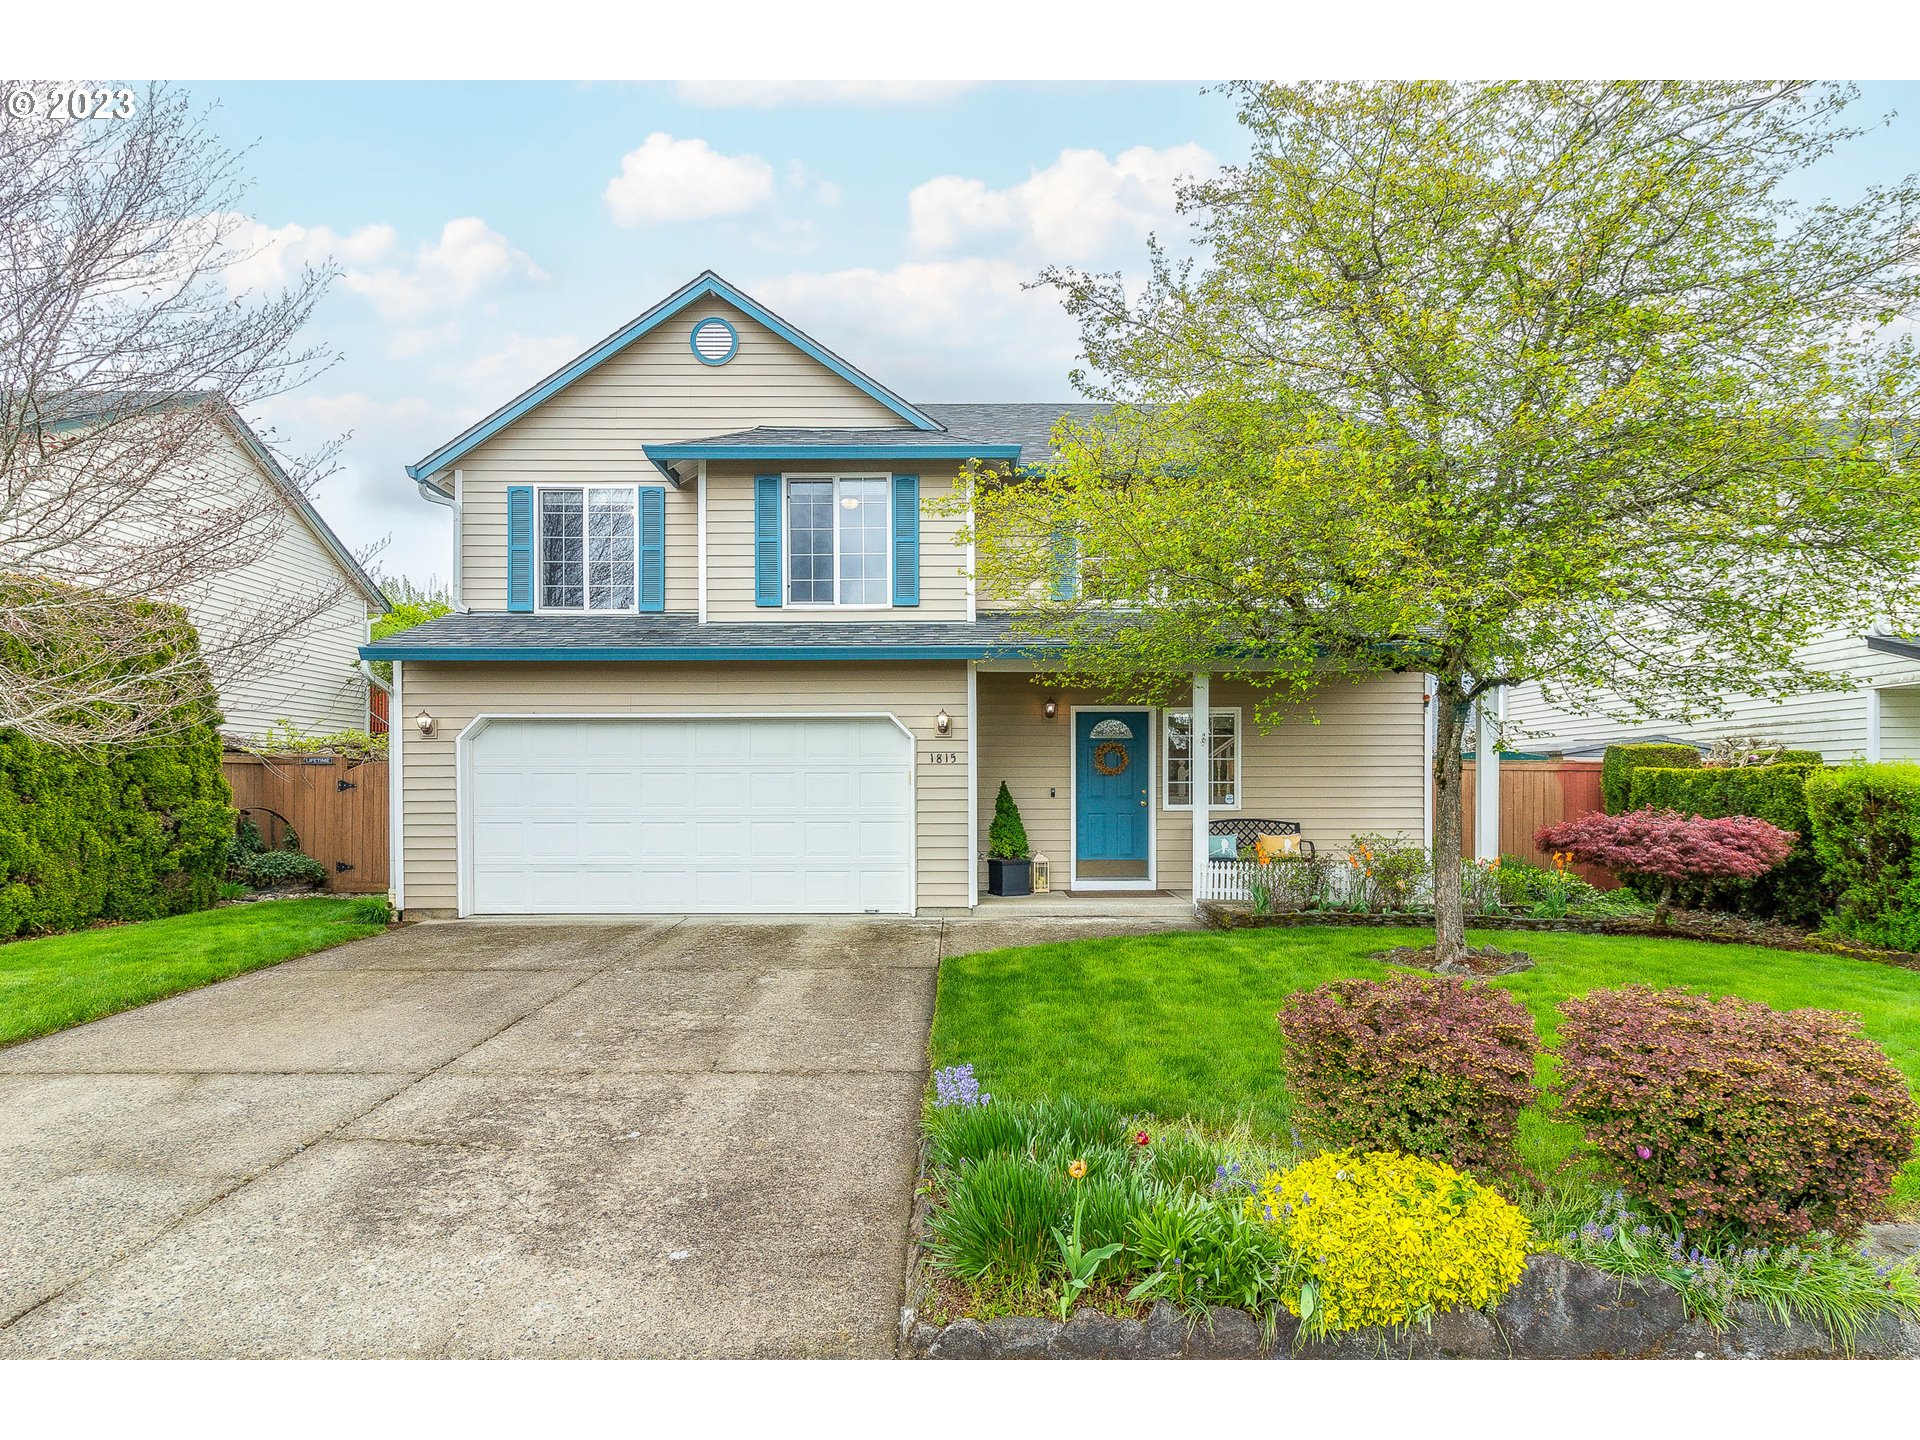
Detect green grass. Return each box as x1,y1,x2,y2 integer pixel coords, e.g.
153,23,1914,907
0,898,390,1047
929,926,1920,1212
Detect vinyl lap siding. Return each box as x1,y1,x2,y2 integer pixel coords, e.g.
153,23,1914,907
453,298,904,612
398,660,971,915
975,671,1427,889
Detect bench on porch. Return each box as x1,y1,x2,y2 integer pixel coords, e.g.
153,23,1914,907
1207,818,1315,860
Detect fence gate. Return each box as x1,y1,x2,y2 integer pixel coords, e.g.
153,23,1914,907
1460,760,1613,887
222,753,390,894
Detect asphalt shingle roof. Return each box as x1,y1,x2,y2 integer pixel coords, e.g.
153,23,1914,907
919,403,1113,460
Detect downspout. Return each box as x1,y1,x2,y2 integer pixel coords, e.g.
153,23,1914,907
415,470,468,612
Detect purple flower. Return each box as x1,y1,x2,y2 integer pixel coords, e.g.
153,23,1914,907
932,1063,988,1108
1635,1145,1652,1160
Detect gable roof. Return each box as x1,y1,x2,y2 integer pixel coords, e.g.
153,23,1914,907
643,426,1021,464
405,271,942,482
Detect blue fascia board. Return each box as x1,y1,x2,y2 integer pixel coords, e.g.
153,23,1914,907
360,643,1054,663
643,442,1022,462
406,273,941,480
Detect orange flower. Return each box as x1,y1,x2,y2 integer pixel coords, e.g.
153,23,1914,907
1067,1159,1088,1180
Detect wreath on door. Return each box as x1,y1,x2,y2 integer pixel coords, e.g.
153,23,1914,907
1093,740,1131,776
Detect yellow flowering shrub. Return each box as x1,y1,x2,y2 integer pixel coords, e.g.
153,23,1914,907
1251,1150,1530,1333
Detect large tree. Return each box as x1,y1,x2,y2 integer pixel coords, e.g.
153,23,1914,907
1,81,340,745
961,81,1920,967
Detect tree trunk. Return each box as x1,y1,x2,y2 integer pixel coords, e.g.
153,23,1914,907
1430,679,1470,971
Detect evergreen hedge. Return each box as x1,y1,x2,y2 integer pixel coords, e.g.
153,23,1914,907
1600,743,1700,813
1805,762,1920,951
1624,763,1827,923
0,591,234,938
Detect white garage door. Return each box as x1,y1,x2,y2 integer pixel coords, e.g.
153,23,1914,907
466,716,914,915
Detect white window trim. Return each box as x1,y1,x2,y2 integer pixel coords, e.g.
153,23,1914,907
532,481,642,615
783,472,894,610
1162,706,1243,811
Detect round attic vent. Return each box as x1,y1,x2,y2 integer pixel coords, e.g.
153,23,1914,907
690,315,739,365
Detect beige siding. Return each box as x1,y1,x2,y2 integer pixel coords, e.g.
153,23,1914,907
1881,684,1920,761
703,460,971,622
452,298,905,612
1503,626,1920,762
975,671,1428,889
397,660,971,915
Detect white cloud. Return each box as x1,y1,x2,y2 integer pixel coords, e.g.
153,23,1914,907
430,332,585,403
603,133,776,227
673,80,977,108
752,260,1079,399
909,144,1214,262
342,217,546,324
217,216,397,293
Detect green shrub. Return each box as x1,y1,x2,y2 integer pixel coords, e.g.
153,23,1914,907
1130,1189,1293,1316
1625,762,1828,922
1602,743,1700,813
929,1153,1069,1285
1805,762,1920,950
233,848,328,890
1557,985,1919,1241
987,781,1029,860
1277,974,1538,1175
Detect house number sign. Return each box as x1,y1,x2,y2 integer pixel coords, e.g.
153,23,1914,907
926,751,961,765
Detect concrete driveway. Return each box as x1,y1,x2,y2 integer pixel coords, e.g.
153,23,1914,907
0,912,1187,1358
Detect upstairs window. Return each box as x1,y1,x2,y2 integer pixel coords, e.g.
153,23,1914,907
787,475,891,606
539,486,637,611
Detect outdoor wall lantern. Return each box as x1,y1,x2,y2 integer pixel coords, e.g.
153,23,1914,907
1043,696,1059,720
935,709,952,736
414,710,437,738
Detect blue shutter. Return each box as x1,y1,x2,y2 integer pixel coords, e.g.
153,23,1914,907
1051,524,1079,603
507,486,534,612
638,486,665,612
891,473,920,608
754,474,782,607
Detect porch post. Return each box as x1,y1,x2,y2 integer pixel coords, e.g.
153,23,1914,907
1473,684,1502,861
1190,672,1211,904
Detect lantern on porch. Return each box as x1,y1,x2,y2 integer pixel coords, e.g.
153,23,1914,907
1031,853,1051,892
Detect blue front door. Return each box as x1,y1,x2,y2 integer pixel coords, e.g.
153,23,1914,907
1075,710,1150,871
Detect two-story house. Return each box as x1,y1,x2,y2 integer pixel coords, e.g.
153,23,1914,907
363,272,1430,918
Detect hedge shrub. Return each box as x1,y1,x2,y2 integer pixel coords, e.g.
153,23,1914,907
1805,761,1920,950
1557,985,1919,1241
0,594,233,938
1277,973,1538,1175
1601,743,1700,814
1625,762,1828,922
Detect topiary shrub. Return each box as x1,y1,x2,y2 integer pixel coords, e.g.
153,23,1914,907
1535,808,1795,922
988,780,1030,860
1601,743,1700,813
1251,1150,1531,1334
1277,973,1538,1175
1625,762,1828,922
1556,985,1919,1241
1805,761,1920,951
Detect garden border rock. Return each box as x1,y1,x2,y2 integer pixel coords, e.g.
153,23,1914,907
903,1246,1920,1360
1196,902,1920,972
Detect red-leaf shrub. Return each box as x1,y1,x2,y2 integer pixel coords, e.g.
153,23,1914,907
1557,985,1919,1241
1277,973,1538,1175
1534,808,1795,916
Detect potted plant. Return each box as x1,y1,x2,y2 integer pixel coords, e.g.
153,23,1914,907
986,781,1032,896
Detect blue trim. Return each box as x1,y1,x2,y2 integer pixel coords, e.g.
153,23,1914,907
689,314,738,366
891,474,920,608
359,643,1038,663
645,441,1020,461
406,271,941,479
506,486,534,612
753,474,783,608
637,486,666,612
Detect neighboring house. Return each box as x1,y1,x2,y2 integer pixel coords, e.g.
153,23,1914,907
363,272,1429,918
1504,626,1920,764
193,410,390,738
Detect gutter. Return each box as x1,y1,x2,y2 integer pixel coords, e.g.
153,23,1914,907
415,473,468,612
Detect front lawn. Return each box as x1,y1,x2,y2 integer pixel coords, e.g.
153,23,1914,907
929,925,1920,1211
0,897,390,1048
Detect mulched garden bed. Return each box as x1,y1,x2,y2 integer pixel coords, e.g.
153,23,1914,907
1198,902,1920,972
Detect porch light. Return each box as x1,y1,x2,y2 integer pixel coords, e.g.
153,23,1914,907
934,709,952,736
414,709,436,738
1032,854,1051,892
1043,696,1058,720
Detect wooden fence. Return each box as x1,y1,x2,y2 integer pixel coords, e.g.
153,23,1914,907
222,752,389,894
1460,759,1613,887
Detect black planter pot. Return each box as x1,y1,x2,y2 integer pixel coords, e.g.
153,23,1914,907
987,857,1032,897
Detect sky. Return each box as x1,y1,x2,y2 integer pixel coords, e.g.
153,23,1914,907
185,80,1920,589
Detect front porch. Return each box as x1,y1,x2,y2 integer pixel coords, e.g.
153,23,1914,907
970,667,1432,908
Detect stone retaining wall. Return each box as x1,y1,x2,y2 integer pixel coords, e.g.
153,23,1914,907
904,1253,1920,1360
